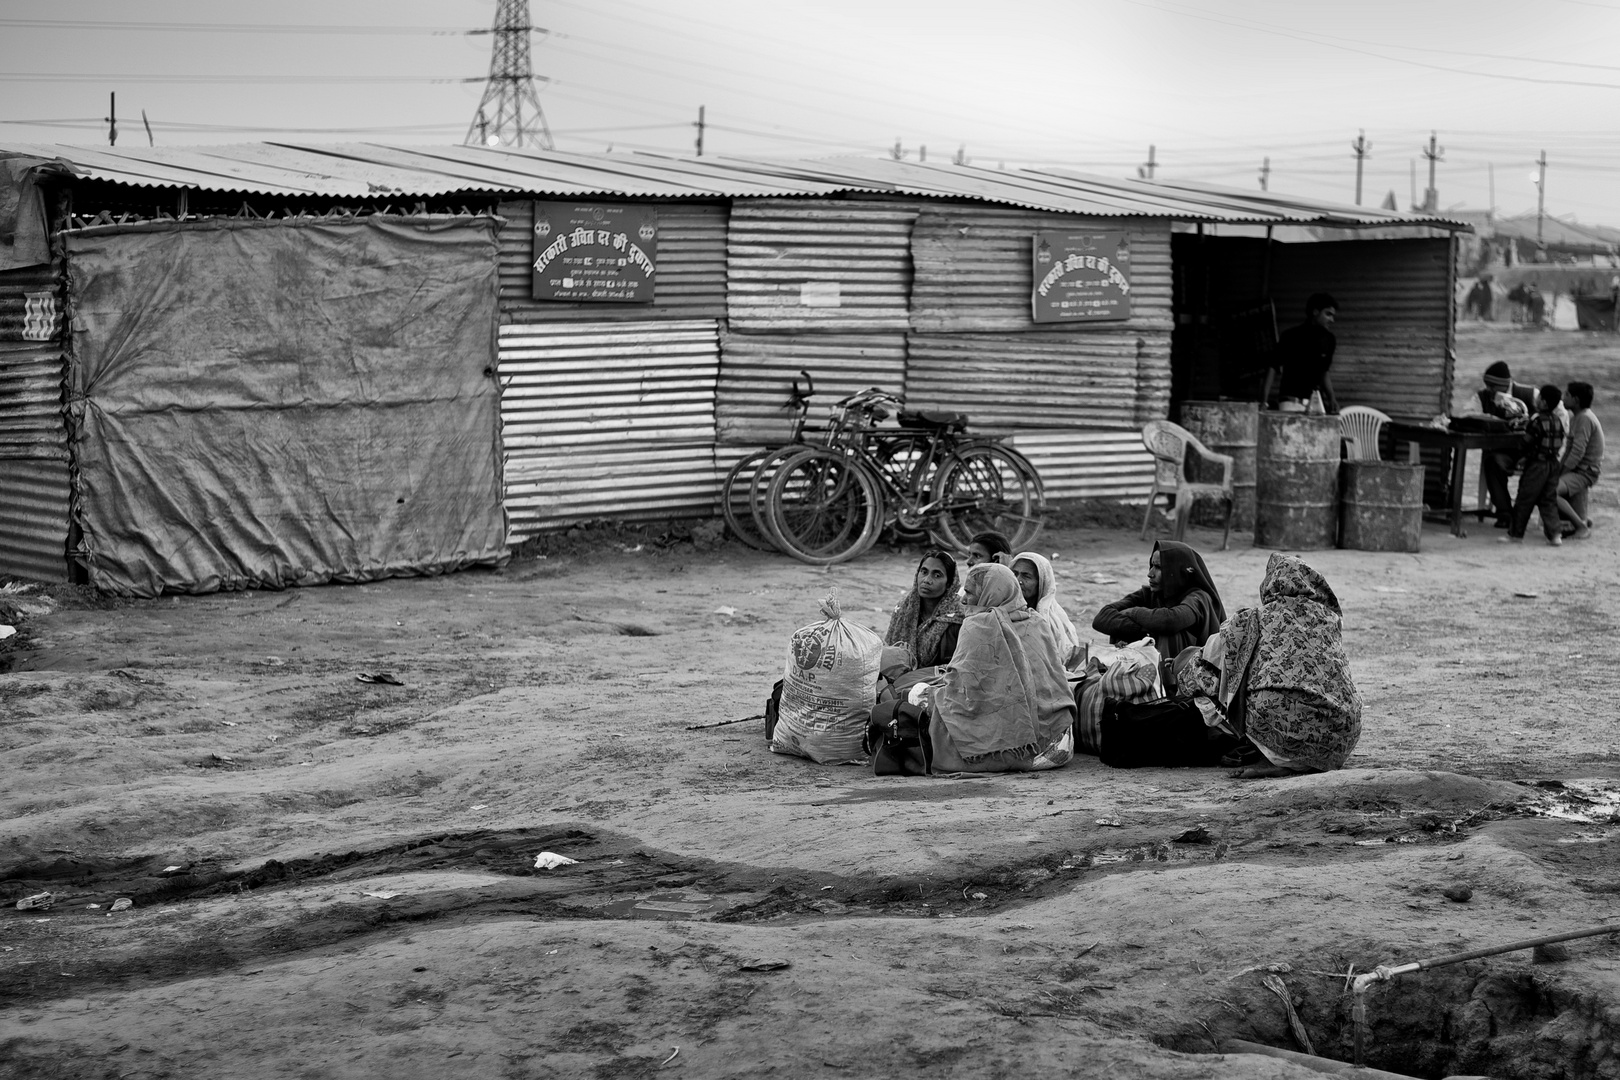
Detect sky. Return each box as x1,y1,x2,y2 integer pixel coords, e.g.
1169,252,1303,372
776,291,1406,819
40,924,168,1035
2,0,1618,223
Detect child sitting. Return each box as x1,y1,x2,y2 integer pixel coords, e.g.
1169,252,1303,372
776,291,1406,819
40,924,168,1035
1505,383,1567,546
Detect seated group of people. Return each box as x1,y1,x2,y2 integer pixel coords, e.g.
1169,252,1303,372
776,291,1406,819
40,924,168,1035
872,533,1362,780
1478,362,1605,545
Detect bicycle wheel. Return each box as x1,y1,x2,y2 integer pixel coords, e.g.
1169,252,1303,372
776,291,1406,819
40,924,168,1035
720,450,773,551
764,448,884,566
747,445,807,551
932,444,1045,551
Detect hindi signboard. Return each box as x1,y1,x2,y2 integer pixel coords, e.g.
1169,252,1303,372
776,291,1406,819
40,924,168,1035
1031,230,1131,323
531,201,657,303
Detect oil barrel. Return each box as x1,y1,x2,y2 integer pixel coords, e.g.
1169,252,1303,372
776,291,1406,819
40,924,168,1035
1255,412,1340,549
1179,400,1258,532
1339,461,1425,552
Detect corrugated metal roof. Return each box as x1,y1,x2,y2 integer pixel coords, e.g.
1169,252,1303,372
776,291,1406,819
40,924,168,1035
0,142,1471,229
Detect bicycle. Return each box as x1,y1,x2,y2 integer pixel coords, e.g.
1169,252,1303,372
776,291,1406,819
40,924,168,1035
719,370,817,551
763,388,1045,565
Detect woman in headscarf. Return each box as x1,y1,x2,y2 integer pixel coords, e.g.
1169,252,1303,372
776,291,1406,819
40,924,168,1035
1184,553,1361,779
882,548,964,672
1003,551,1086,671
1091,540,1225,691
920,562,1077,773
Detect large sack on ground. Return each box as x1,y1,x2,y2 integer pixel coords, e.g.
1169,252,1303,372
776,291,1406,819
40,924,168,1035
770,598,882,765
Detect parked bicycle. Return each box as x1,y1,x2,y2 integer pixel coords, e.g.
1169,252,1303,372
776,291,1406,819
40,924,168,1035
722,377,1045,566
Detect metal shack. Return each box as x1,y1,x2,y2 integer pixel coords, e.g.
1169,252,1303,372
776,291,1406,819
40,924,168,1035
0,145,1466,592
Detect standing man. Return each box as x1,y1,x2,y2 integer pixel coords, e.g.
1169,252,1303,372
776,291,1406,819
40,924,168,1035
1269,293,1339,413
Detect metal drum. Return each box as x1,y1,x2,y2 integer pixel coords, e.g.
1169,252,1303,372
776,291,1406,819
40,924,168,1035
1179,400,1258,532
1339,461,1425,552
1256,412,1340,549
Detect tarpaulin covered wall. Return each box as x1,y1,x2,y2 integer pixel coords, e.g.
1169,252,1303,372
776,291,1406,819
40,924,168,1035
63,215,508,596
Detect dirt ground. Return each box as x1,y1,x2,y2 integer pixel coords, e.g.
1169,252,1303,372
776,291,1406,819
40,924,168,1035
3,324,1620,1080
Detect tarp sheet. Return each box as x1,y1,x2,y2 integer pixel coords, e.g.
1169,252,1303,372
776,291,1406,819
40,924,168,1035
64,215,508,596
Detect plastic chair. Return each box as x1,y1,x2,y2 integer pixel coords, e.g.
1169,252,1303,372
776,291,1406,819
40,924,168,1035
1139,420,1236,551
1339,406,1391,461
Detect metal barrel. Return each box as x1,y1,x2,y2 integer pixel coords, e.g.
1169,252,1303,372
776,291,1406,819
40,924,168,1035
1255,412,1340,549
1339,461,1425,552
1179,400,1258,532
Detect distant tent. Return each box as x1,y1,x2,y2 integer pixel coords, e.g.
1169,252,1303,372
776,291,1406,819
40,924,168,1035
1380,191,1399,211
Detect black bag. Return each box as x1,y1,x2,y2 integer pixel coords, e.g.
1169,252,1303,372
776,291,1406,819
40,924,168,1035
867,699,933,776
764,679,783,741
1448,414,1514,434
1099,698,1236,769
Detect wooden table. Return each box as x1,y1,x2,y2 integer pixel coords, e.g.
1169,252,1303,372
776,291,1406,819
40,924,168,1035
1385,422,1523,538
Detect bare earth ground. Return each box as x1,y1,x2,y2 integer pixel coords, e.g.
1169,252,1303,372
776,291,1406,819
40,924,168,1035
3,324,1620,1080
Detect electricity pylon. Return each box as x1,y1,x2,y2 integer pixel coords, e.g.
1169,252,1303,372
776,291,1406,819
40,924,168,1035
465,0,553,150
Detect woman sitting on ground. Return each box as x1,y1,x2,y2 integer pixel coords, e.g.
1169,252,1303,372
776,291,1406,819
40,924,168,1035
920,562,1076,772
1184,553,1361,779
964,530,1012,569
1003,551,1086,671
1091,540,1225,691
882,548,965,672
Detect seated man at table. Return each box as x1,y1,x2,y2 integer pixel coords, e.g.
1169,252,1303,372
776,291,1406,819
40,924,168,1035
1478,361,1569,528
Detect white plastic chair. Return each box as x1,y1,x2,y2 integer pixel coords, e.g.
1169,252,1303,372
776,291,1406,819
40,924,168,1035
1339,406,1391,462
1139,420,1235,551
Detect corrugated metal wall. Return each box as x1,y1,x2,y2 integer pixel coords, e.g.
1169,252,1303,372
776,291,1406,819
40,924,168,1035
726,199,918,331
497,320,719,536
714,330,907,445
909,208,1174,334
1005,429,1153,500
0,265,70,581
1269,237,1455,421
496,200,728,323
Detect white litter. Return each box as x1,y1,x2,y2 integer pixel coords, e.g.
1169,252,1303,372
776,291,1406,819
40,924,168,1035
470,804,488,811
713,605,737,616
162,866,183,873
110,898,133,912
533,852,579,870
15,892,52,911
0,626,15,640
362,890,400,900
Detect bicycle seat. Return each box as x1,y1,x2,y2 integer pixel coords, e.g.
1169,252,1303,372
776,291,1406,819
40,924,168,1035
898,409,968,432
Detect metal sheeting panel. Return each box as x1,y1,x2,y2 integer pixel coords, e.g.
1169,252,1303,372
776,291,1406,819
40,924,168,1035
715,331,907,444
727,199,918,331
498,320,719,536
0,453,70,582
910,207,1173,332
905,330,1172,432
1004,430,1153,500
1269,238,1455,421
496,201,728,323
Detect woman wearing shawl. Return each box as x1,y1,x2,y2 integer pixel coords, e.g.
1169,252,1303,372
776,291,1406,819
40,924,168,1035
1185,553,1361,779
883,549,965,672
921,562,1077,773
1092,541,1225,691
1003,551,1086,671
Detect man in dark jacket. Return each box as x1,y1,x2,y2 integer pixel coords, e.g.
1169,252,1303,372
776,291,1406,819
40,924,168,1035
1269,293,1339,413
1479,360,1537,527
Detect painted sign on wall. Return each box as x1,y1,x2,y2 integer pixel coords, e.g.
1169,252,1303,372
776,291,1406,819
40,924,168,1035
532,202,658,302
1031,230,1131,322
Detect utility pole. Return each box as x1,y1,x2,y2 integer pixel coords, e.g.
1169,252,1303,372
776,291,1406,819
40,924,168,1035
1258,157,1270,191
1409,159,1417,211
891,138,903,161
1139,144,1157,180
919,145,927,162
1535,150,1548,246
105,91,117,146
952,144,967,165
1421,131,1444,212
1351,130,1370,205
694,105,704,157
1488,162,1496,221
465,0,553,150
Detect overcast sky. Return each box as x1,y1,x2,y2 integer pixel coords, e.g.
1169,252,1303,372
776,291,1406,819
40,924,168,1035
3,0,1617,222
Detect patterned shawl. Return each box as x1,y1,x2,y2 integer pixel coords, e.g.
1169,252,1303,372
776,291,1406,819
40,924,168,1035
1222,553,1361,769
932,563,1075,762
884,554,964,670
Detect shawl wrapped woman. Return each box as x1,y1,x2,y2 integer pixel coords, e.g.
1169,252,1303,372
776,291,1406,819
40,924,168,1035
1092,540,1226,660
1003,551,1085,670
1192,553,1361,773
929,562,1075,768
883,554,964,670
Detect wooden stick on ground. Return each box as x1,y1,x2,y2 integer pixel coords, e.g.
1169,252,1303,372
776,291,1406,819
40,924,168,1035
686,713,765,731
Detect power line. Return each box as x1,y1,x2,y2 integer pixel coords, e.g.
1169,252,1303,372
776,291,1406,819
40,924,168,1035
0,73,480,84
0,18,471,35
